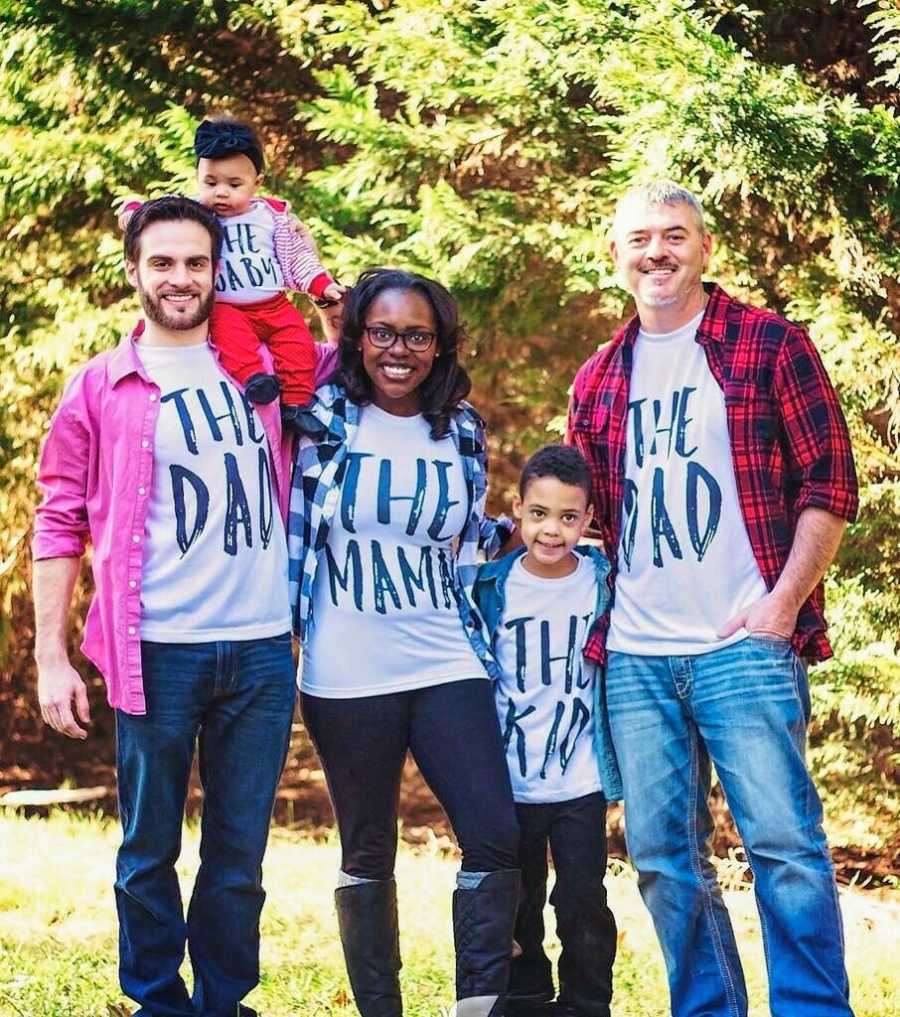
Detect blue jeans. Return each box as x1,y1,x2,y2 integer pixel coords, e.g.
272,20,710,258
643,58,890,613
115,636,296,1017
606,637,852,1017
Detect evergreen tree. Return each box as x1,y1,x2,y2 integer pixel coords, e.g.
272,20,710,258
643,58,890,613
1,0,897,866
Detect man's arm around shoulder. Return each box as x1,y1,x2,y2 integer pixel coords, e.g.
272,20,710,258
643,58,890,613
566,340,620,444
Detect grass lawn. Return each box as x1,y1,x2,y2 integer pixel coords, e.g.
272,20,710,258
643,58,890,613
0,812,897,1017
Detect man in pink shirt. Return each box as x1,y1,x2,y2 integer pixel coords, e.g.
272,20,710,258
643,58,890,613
32,196,334,1017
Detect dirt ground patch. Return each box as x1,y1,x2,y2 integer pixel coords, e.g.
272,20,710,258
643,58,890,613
4,709,898,887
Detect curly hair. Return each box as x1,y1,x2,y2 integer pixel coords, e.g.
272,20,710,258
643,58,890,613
519,444,593,500
334,268,472,440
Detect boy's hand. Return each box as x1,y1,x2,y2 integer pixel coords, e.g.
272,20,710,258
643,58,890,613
117,208,135,232
322,282,346,302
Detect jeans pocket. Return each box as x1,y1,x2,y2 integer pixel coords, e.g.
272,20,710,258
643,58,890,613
745,631,793,651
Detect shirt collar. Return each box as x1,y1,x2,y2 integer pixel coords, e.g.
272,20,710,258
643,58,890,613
476,546,527,586
620,281,731,348
108,319,218,387
107,320,150,387
694,282,730,345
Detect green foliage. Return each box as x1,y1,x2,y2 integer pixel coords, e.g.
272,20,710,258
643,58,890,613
865,0,900,87
0,1,897,864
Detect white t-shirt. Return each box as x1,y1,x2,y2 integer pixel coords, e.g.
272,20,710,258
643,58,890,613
215,203,285,305
607,311,767,655
301,403,487,697
493,555,602,804
136,340,290,641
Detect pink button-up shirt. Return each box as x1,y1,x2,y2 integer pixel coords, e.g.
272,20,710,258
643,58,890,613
32,321,338,715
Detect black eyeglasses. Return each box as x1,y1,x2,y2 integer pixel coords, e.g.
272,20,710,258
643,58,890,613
363,325,436,353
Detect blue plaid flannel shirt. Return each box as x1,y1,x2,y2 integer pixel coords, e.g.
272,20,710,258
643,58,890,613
287,383,505,680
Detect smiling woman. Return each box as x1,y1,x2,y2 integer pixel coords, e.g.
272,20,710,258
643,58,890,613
357,287,439,416
334,268,473,438
286,268,520,1017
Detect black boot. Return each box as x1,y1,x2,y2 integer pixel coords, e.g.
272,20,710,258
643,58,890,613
334,879,403,1017
244,372,281,404
453,869,521,1016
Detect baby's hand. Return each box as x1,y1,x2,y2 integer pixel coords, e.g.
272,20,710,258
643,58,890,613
115,196,144,232
322,282,346,302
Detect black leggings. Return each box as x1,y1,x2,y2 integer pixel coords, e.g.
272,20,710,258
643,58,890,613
301,678,520,879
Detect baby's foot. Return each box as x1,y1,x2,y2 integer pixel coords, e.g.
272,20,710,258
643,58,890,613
280,403,314,432
244,372,281,404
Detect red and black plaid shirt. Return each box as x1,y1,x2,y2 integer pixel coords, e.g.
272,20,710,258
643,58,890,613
567,283,858,664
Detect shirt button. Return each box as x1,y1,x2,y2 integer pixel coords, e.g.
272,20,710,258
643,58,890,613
128,579,137,589
149,393,157,402
132,534,140,543
141,439,150,449
128,626,136,635
138,486,146,496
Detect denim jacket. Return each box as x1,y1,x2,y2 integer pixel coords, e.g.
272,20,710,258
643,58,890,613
287,383,507,679
472,545,623,801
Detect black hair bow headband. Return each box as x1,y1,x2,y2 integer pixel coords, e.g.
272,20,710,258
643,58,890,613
194,120,263,172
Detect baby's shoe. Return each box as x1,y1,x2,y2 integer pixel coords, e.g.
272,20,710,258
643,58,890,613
244,372,281,404
280,403,316,433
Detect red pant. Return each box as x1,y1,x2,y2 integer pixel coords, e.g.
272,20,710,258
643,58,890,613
210,293,316,405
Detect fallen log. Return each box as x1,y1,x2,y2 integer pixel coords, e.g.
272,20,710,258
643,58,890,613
0,786,109,807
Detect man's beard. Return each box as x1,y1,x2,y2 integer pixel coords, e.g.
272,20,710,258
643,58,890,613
640,292,680,307
137,282,215,331
637,263,701,309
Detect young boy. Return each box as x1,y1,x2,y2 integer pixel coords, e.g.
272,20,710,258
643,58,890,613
473,444,619,1017
120,116,343,425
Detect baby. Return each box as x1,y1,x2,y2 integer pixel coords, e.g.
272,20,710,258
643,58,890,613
121,116,343,425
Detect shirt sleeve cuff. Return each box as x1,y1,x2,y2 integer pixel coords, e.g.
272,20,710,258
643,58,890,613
793,487,859,523
308,272,335,299
31,533,86,560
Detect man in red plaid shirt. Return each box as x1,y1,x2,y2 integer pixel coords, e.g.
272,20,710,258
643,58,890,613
567,181,857,1017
